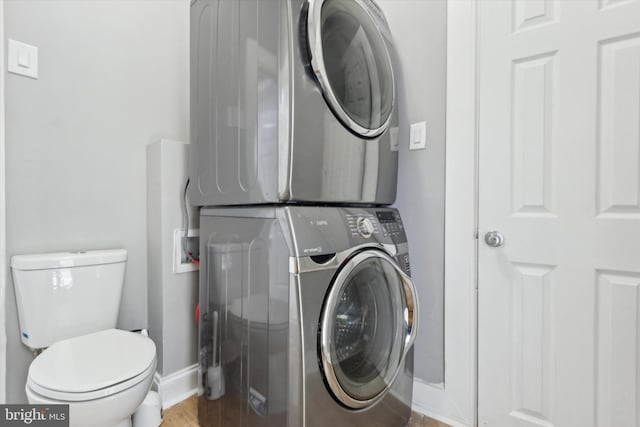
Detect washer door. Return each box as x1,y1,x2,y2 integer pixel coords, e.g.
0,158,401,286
319,249,418,409
306,0,395,138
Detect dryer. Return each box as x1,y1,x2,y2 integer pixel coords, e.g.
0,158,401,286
197,206,418,427
190,0,399,206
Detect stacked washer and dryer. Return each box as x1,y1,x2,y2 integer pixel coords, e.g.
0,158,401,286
189,1,419,426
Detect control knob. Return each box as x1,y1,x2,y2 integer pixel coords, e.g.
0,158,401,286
356,217,375,238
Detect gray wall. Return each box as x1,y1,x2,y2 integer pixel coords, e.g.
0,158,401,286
4,0,189,402
147,140,198,378
379,0,448,384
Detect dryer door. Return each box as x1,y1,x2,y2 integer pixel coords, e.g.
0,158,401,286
306,0,395,138
319,249,418,409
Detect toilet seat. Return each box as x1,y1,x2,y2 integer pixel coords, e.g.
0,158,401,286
27,360,156,402
26,329,156,402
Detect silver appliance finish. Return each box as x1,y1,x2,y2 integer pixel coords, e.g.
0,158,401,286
197,206,417,427
190,0,399,206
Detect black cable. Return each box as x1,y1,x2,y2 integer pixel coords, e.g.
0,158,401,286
182,177,190,261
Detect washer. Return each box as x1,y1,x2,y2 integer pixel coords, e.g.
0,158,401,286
190,0,399,206
197,206,418,427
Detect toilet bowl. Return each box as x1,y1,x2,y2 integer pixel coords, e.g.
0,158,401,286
25,329,156,427
11,249,158,427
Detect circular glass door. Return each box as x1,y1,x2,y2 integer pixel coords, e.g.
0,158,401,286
319,249,414,409
307,0,395,138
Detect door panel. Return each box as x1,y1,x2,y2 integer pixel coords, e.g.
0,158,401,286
512,0,555,32
509,263,556,426
511,52,555,216
595,271,640,426
478,1,640,426
597,34,640,216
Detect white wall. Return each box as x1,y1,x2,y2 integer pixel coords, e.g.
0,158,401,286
3,0,189,403
147,140,199,409
379,0,448,384
0,0,7,405
147,140,199,377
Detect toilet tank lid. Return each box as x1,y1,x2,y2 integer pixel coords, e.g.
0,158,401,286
11,249,127,271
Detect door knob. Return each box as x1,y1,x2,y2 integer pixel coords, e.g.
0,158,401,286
484,231,505,248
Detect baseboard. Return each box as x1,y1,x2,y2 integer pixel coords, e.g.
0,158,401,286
153,364,198,410
412,378,471,427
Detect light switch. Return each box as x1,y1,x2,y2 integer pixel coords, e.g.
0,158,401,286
17,50,30,68
409,121,427,150
8,39,38,79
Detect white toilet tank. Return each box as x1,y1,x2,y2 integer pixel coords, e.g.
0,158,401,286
11,249,127,349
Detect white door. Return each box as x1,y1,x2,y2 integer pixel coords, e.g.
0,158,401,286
478,1,640,426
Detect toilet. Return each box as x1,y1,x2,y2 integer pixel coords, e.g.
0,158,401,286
11,249,157,427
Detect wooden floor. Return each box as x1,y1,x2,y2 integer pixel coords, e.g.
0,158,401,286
162,396,450,427
162,395,199,427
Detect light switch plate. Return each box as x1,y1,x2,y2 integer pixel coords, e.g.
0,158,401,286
8,39,39,79
409,121,427,150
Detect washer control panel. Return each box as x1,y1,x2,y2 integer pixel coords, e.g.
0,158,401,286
346,210,404,239
375,210,404,237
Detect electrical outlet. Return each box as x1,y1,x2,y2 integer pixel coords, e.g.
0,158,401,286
173,228,200,274
182,236,200,263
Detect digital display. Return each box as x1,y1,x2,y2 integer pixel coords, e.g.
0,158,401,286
376,211,395,222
